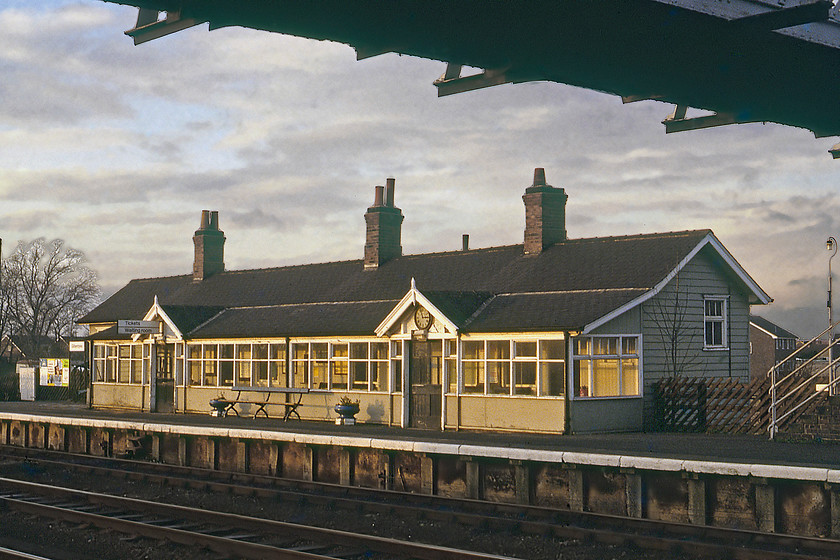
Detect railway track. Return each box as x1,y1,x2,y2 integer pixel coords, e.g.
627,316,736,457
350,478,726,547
1,445,839,559
0,476,516,560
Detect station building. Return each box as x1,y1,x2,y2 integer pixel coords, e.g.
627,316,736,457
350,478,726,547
79,169,771,433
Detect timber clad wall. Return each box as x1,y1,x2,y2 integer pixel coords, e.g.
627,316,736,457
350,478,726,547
640,249,751,429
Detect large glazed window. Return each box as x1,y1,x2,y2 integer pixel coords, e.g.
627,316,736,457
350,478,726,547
459,339,565,397
187,342,286,388
573,336,640,398
94,343,141,384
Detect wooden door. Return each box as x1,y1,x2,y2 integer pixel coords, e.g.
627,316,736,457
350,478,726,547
155,344,175,413
409,341,441,429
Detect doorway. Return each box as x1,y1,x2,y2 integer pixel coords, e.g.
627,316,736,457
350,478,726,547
409,340,442,429
155,344,175,413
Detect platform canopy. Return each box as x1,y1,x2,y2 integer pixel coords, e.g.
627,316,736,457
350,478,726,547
105,0,840,153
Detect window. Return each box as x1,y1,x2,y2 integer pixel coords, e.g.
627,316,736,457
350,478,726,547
460,338,565,396
290,340,390,392
704,298,727,349
573,336,640,398
187,342,286,387
391,341,403,393
94,343,143,384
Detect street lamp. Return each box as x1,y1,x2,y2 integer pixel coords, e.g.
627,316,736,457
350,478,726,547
828,237,837,394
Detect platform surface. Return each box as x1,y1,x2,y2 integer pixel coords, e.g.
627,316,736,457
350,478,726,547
1,401,838,470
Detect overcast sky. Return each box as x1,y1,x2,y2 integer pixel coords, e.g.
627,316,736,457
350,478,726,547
3,1,840,338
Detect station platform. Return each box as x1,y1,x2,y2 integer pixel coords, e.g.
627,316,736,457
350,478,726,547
0,400,837,470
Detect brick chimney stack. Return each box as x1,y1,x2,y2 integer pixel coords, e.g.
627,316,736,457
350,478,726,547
364,177,404,269
193,210,225,281
523,168,567,255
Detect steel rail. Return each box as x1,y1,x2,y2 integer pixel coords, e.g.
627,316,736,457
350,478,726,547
0,477,518,560
2,447,839,559
0,547,54,560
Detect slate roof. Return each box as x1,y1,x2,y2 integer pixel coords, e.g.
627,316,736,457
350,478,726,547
750,315,798,340
81,229,765,338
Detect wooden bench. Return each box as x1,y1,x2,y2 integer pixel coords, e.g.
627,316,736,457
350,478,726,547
216,387,310,420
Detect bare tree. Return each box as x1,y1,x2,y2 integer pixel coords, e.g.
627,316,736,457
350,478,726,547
4,238,100,359
645,273,703,378
0,241,12,362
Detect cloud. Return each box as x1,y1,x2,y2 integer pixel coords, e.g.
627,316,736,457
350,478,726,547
3,1,839,338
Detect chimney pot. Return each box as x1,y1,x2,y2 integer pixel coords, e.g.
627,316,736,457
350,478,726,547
209,210,219,230
385,177,395,207
462,234,469,251
199,209,211,229
374,185,384,207
533,168,547,187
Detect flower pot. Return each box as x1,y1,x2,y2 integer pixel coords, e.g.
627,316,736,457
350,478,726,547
334,403,359,425
209,399,230,417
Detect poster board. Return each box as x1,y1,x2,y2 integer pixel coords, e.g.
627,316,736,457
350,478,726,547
39,358,70,387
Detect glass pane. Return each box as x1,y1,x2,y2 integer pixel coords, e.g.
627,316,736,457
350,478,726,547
445,340,457,357
392,358,402,392
622,337,637,356
331,361,348,389
515,341,536,358
236,361,251,386
118,359,130,383
574,359,589,396
463,361,485,393
269,361,286,388
622,358,639,395
392,341,402,358
312,360,327,389
203,359,217,386
593,338,617,356
270,343,286,361
204,344,217,360
130,361,142,384
592,359,619,396
189,360,201,386
293,343,308,360
371,342,388,360
119,345,131,358
514,362,536,395
487,340,510,360
292,360,307,388
312,343,328,360
371,361,386,391
333,343,348,358
220,344,234,359
94,344,105,359
253,343,268,360
350,342,368,359
463,340,484,360
220,361,234,386
236,344,251,360
540,361,565,396
254,361,268,387
487,361,510,394
446,357,457,393
540,340,565,360
351,361,368,389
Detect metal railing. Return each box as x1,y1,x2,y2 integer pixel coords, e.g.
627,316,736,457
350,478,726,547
768,322,840,439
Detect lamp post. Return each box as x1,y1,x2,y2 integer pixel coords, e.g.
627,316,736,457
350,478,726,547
829,237,837,395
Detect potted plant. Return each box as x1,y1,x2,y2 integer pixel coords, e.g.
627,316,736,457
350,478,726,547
334,395,360,425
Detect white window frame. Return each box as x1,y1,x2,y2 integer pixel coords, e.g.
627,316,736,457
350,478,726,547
703,296,728,350
572,334,642,399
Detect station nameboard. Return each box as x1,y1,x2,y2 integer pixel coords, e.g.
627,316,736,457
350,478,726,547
118,319,160,334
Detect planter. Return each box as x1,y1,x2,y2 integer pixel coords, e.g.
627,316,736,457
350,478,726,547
209,399,231,417
334,403,360,425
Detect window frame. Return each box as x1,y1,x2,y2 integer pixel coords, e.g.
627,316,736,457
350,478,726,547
703,296,729,350
572,334,641,399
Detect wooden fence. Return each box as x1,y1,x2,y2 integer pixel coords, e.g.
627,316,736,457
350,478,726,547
652,373,823,434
